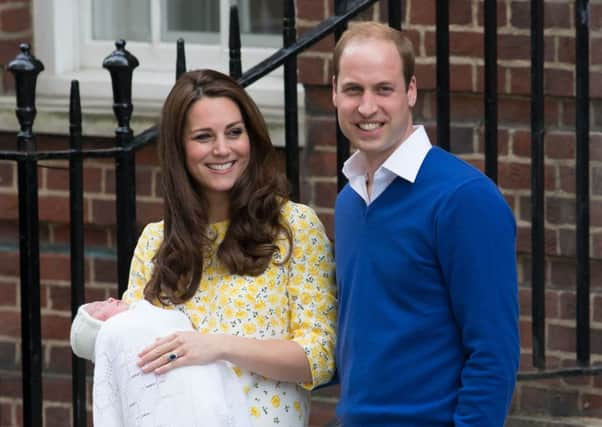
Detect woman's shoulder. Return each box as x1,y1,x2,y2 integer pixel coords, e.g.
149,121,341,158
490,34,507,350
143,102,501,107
136,220,165,252
281,201,320,225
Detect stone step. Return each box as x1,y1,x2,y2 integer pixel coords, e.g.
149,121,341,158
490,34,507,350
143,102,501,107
507,415,602,427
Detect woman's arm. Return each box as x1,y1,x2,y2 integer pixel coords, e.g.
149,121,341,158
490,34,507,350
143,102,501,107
137,332,311,383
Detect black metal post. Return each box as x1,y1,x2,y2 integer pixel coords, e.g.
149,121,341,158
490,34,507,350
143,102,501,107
530,0,546,369
388,0,403,30
575,0,590,366
436,1,450,151
229,5,242,80
283,0,300,201
176,38,187,81
103,40,139,296
68,80,87,427
484,0,498,182
7,43,44,427
335,0,350,192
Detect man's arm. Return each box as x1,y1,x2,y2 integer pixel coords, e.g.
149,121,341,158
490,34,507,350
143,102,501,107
436,178,520,426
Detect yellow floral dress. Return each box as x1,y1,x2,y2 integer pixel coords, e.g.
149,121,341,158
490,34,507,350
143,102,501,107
122,201,337,427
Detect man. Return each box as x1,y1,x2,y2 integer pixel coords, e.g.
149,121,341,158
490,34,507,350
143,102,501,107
332,21,519,426
70,298,251,427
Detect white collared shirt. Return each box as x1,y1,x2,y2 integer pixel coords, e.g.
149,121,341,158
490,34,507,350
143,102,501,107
342,125,432,205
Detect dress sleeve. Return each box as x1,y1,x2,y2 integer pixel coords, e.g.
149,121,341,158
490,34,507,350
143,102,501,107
122,222,163,304
286,204,337,390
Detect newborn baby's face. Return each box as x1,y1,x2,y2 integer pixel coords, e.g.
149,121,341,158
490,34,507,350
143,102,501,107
85,298,129,321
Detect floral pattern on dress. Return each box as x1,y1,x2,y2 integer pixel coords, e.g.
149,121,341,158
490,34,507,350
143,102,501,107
122,201,337,427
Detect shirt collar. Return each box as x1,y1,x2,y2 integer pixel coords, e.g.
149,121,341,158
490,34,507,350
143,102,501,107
342,125,432,184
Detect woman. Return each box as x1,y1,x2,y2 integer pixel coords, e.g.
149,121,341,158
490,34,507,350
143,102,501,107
122,69,336,427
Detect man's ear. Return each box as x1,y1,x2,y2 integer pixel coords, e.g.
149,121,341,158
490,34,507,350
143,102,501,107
332,75,338,108
407,75,417,108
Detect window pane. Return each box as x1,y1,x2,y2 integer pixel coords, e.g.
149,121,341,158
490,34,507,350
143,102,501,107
238,0,282,47
161,0,220,43
92,0,151,42
239,0,281,35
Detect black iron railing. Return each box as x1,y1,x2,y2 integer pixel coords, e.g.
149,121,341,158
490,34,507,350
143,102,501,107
0,1,598,426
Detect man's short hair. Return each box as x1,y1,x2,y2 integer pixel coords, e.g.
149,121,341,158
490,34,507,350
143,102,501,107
333,21,415,87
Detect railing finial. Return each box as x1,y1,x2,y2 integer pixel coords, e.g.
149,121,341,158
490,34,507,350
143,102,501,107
102,39,139,137
7,42,44,140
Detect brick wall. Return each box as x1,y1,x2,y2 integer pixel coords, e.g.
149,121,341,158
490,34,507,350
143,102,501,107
0,0,601,426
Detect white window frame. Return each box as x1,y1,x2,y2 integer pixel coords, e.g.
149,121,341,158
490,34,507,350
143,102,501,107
23,0,304,144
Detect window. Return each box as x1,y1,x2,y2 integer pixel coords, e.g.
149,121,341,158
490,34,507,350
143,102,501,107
27,0,301,142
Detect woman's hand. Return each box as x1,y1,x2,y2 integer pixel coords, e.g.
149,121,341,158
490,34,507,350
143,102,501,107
137,331,228,375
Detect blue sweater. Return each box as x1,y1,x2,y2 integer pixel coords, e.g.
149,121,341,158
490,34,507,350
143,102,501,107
334,147,519,427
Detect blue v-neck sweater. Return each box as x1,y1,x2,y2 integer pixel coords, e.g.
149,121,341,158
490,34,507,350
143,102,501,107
334,147,519,427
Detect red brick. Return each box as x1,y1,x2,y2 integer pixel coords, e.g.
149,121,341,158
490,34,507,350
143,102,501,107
305,149,336,179
448,0,472,25
545,132,575,159
559,98,575,128
0,251,18,276
304,85,336,116
449,31,482,57
510,1,530,29
44,405,72,427
47,285,71,312
0,373,21,398
0,278,17,306
415,63,435,90
544,2,572,29
545,290,560,319
557,36,576,65
544,68,574,97
39,252,71,282
594,166,602,196
594,295,602,322
0,193,18,220
515,226,556,257
519,319,532,348
557,165,574,193
508,66,530,95
409,0,435,26
582,394,602,417
90,198,116,225
498,97,530,125
299,27,334,54
0,310,19,337
313,180,337,209
136,200,163,226
299,56,327,86
519,385,580,416
591,71,602,99
498,162,530,190
135,143,159,166
592,38,602,66
547,323,574,353
0,160,14,187
93,257,117,284
42,375,72,403
0,401,14,426
40,313,70,340
512,129,531,158
0,6,30,33
38,195,74,223
297,1,326,21
498,34,531,61
449,94,482,122
306,117,336,148
450,63,473,92
47,345,73,375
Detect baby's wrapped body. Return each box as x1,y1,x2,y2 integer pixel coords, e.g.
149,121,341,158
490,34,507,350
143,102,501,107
89,300,251,427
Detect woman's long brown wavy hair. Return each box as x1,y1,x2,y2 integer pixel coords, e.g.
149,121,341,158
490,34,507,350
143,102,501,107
144,69,292,305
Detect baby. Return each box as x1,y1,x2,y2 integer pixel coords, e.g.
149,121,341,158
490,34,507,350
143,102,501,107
70,298,251,427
